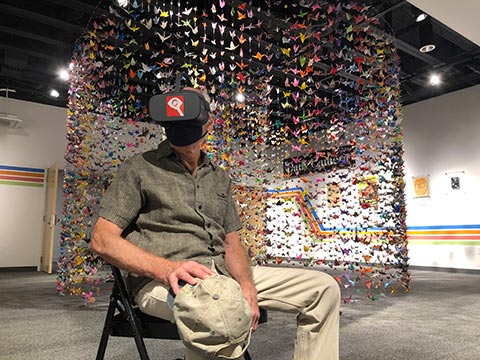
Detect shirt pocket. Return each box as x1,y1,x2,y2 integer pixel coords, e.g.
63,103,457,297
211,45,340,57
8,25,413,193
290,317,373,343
206,190,228,225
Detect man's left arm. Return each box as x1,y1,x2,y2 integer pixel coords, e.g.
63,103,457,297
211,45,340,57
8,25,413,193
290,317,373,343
224,231,260,330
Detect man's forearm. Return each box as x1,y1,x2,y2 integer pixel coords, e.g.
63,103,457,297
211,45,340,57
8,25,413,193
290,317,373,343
224,232,255,287
90,217,174,283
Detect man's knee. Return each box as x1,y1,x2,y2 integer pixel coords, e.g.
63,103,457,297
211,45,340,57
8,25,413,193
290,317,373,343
312,271,341,306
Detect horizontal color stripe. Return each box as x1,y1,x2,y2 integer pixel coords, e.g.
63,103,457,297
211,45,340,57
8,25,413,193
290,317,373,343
0,175,44,183
0,165,44,173
409,230,480,235
0,170,44,178
0,180,43,187
408,224,480,230
0,165,45,188
407,225,480,245
409,235,480,240
409,240,480,246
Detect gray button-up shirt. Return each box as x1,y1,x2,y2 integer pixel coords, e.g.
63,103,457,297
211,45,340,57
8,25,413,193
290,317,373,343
98,140,243,294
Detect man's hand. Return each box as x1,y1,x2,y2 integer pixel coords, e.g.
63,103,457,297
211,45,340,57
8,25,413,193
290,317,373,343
241,283,260,331
166,260,215,295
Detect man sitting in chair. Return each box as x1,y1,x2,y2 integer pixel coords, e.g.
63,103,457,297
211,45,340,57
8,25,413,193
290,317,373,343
90,85,340,360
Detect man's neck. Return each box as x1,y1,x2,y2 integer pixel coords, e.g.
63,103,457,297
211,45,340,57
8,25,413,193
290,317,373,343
172,144,202,175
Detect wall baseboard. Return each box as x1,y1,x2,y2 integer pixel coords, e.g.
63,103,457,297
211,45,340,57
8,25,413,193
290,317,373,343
0,266,37,272
410,265,480,274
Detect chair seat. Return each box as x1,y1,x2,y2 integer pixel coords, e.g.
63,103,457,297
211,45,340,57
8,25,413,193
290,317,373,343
111,308,180,339
111,306,268,340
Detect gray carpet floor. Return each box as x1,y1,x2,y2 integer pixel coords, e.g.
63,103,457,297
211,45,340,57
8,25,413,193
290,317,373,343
0,268,478,360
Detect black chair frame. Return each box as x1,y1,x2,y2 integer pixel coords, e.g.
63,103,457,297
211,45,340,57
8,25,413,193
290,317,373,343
96,265,267,360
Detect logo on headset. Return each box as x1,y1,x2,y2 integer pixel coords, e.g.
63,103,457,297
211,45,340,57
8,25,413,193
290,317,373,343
166,96,184,117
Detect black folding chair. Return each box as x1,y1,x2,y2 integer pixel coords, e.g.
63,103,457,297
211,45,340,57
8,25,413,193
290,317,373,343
96,265,268,360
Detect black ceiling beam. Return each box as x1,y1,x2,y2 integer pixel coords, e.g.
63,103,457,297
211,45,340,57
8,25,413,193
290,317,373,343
0,44,61,62
0,25,72,49
43,0,110,17
401,49,480,84
401,72,480,105
0,80,68,106
363,0,408,24
0,3,85,33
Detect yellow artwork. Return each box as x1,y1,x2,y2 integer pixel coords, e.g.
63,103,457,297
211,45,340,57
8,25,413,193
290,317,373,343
413,176,429,198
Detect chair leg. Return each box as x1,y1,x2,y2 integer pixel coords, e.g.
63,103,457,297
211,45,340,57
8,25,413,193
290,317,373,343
109,265,151,360
96,296,118,360
124,299,150,360
130,319,150,360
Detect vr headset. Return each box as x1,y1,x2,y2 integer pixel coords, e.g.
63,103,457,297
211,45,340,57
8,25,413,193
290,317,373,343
149,74,210,125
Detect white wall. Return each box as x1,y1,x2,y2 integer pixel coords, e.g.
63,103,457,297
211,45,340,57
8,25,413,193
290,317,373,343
0,98,67,268
0,98,67,168
403,84,480,269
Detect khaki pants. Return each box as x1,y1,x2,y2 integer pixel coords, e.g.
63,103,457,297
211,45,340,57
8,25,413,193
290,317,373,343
135,265,340,360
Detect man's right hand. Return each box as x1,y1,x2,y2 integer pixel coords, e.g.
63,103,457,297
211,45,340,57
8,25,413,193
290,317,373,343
165,260,215,295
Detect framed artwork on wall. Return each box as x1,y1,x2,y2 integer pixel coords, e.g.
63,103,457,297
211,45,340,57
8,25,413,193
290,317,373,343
413,175,430,198
445,170,466,196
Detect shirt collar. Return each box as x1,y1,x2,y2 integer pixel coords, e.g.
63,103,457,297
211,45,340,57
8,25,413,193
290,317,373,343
156,140,212,168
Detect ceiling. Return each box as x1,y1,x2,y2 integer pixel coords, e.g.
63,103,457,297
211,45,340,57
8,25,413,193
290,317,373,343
0,0,479,109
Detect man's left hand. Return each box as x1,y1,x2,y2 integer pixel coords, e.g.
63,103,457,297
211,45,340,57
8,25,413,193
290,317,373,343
241,283,260,331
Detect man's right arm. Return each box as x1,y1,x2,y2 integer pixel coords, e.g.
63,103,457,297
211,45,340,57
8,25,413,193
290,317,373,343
90,217,214,293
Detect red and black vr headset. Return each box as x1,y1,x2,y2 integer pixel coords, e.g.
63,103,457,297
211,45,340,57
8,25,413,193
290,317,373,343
149,89,210,125
149,74,210,125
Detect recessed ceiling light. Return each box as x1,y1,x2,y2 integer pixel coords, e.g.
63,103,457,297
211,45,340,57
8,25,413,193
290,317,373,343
58,69,70,81
419,44,436,53
429,74,441,86
411,5,428,22
415,13,428,22
50,89,60,98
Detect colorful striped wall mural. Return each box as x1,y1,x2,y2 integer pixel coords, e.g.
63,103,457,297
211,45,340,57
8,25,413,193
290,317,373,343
267,187,480,246
0,165,45,187
408,225,480,245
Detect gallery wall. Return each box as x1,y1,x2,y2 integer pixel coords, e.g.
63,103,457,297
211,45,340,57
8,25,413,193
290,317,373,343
403,84,480,270
0,98,67,268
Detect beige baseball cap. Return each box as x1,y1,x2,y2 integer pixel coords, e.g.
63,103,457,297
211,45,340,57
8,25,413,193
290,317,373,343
171,275,253,359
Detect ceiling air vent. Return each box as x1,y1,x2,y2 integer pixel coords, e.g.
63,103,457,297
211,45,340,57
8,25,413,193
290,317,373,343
0,88,23,129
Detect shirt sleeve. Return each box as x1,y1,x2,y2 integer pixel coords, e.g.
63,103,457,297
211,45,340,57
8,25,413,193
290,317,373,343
223,177,243,234
98,157,143,230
